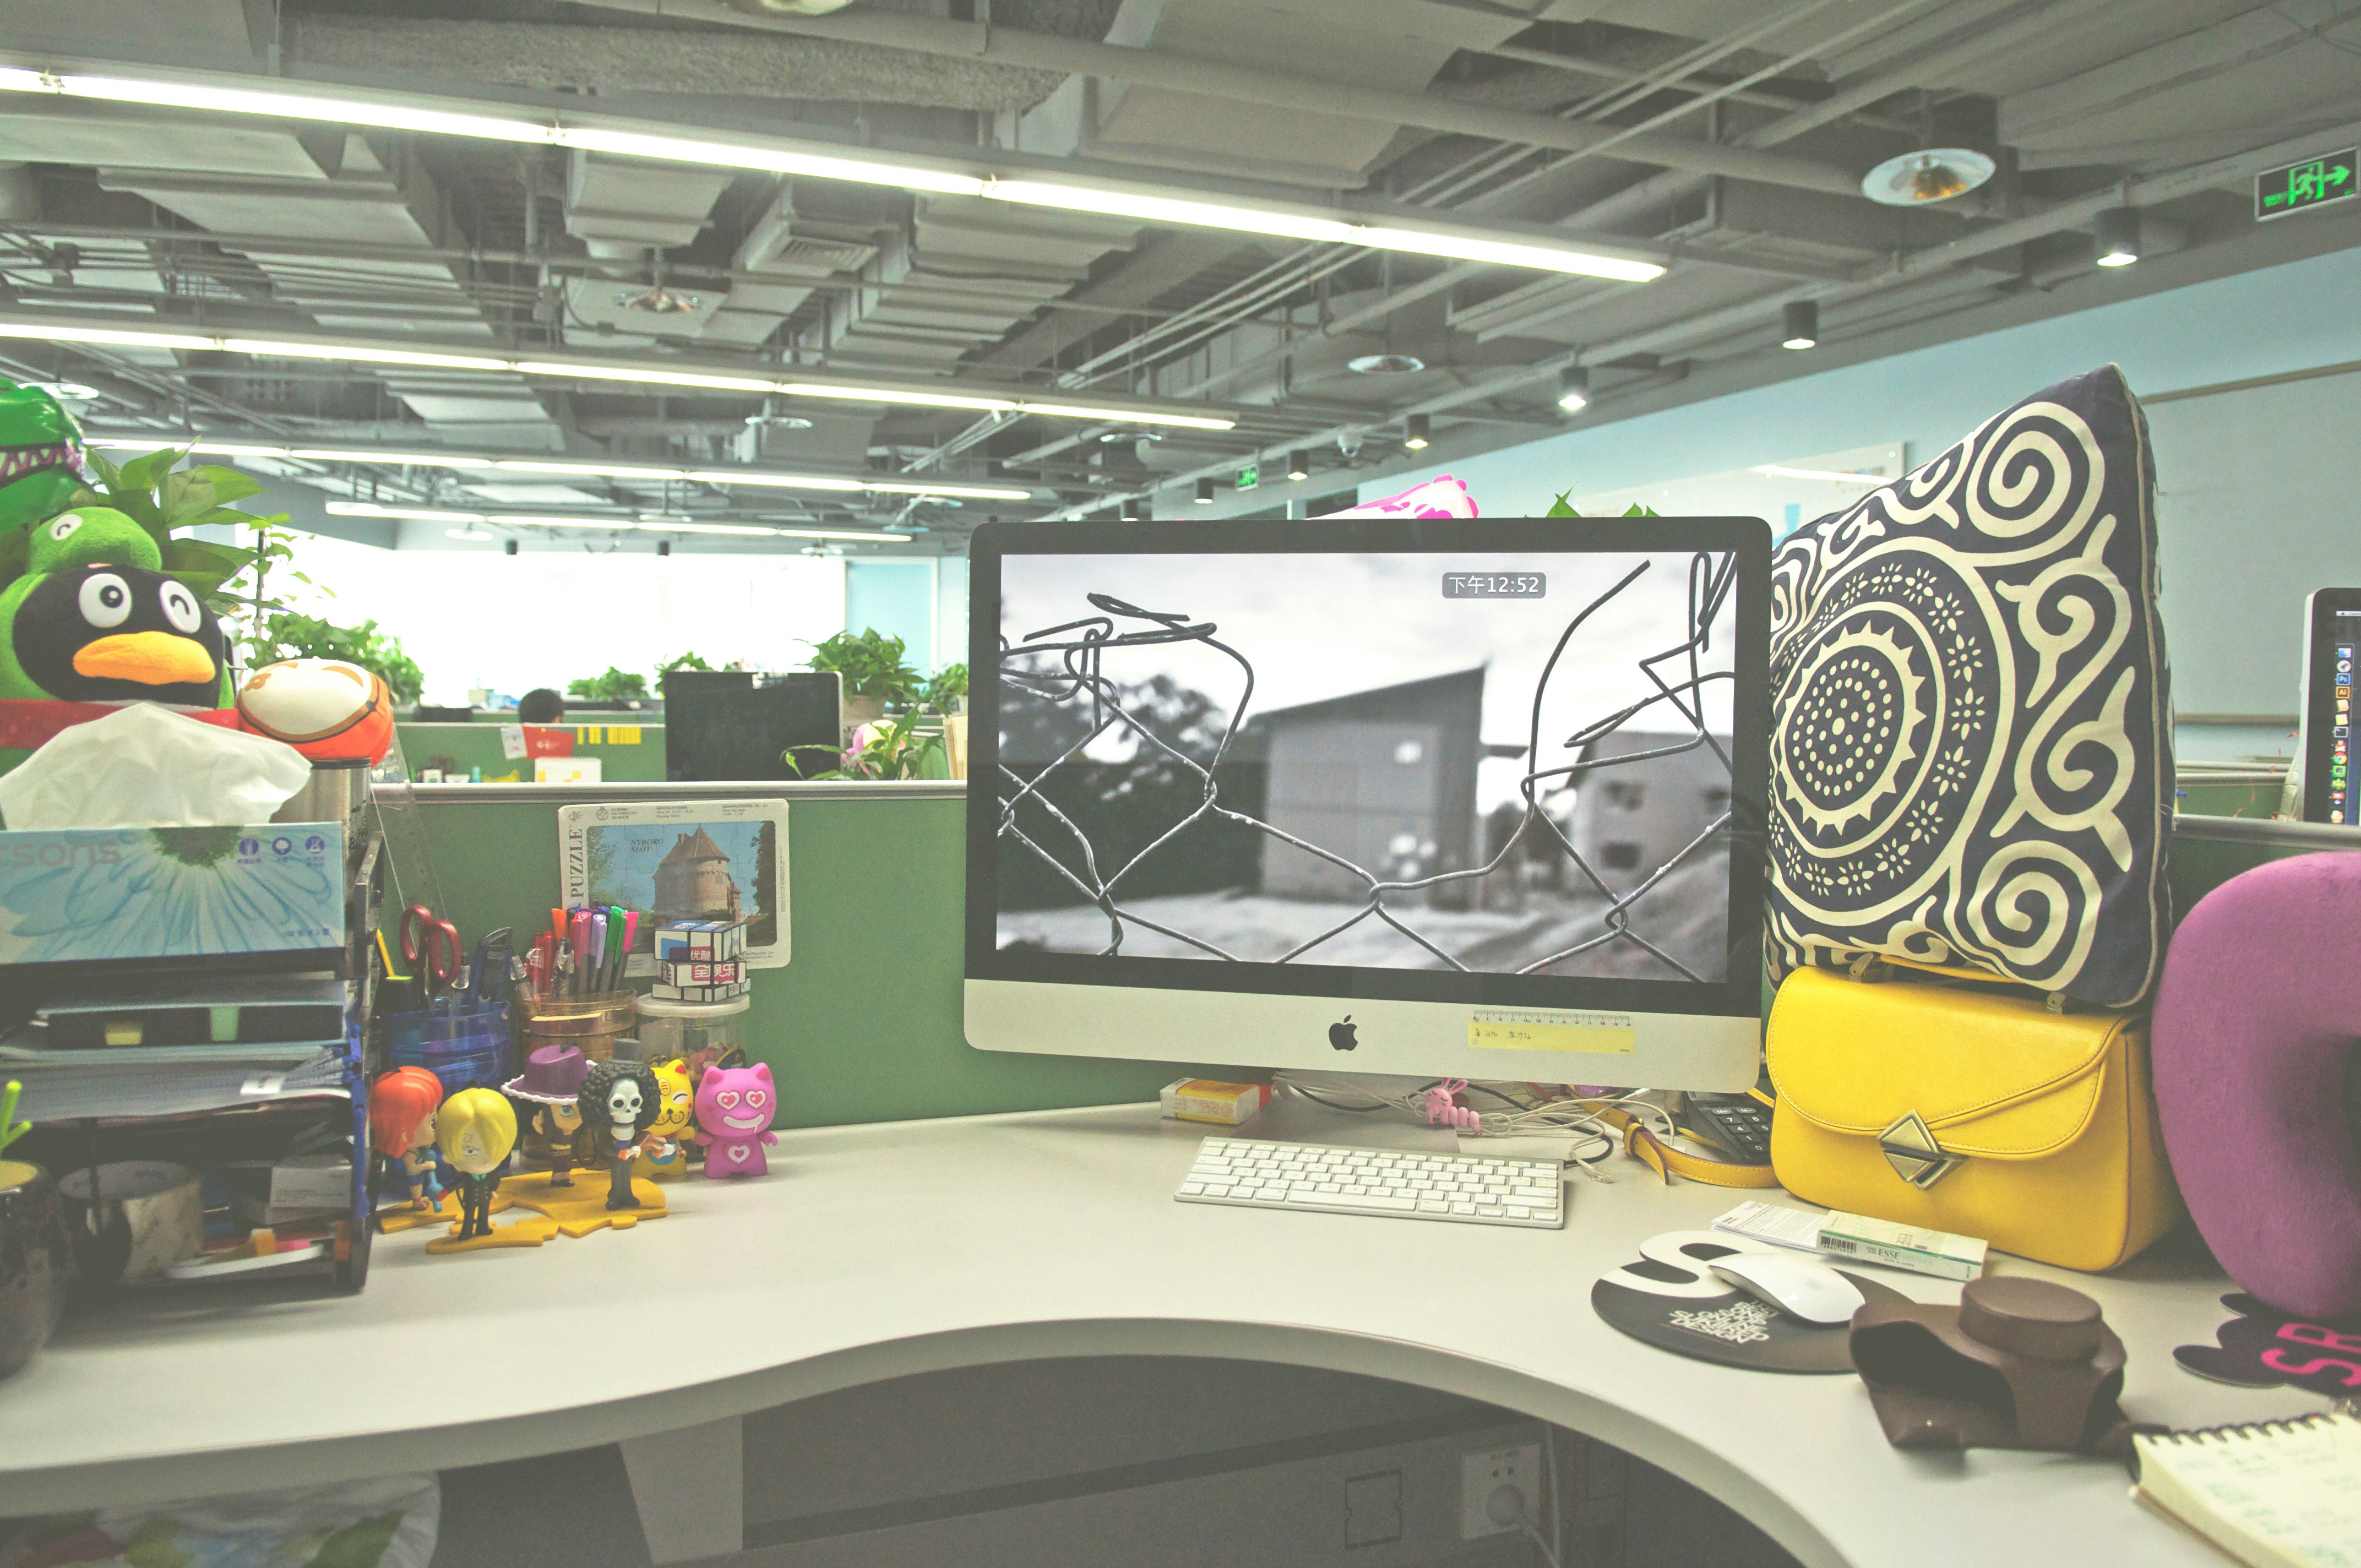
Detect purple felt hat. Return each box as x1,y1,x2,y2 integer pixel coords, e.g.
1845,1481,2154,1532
503,1043,588,1104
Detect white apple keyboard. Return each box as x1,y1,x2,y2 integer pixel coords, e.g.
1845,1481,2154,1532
1174,1137,1565,1228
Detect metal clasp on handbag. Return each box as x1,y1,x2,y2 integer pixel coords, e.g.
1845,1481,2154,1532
1879,1111,1965,1188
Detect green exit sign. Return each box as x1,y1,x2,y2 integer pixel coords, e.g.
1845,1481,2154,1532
1235,464,1259,491
2256,149,2357,220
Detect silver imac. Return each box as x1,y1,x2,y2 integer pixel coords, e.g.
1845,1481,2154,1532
964,515,1771,1092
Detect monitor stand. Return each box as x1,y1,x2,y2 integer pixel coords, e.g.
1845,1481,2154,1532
1228,1077,1460,1153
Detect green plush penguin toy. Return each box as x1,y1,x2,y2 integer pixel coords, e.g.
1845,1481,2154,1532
0,507,230,709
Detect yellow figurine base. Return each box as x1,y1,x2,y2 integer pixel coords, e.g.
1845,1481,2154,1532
504,1169,669,1237
378,1188,512,1235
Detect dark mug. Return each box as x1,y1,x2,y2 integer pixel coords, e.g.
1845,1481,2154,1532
0,1159,74,1378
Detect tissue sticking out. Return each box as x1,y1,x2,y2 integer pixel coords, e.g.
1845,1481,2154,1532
0,507,227,708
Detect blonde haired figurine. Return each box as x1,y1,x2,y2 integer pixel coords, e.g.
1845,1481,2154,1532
640,1060,695,1180
437,1087,518,1242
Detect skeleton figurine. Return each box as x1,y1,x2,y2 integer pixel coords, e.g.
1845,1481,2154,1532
579,1059,662,1211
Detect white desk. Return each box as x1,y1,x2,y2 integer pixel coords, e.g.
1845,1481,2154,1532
0,1103,2316,1567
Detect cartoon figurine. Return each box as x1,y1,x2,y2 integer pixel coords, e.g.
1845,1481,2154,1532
0,508,230,710
503,1043,590,1186
693,1062,779,1179
436,1087,518,1243
367,1066,445,1211
639,1059,694,1180
579,1058,661,1211
0,381,85,542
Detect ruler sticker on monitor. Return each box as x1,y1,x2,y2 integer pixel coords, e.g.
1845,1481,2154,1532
1468,1009,1635,1054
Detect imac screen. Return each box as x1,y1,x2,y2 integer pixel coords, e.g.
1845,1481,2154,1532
992,547,1744,984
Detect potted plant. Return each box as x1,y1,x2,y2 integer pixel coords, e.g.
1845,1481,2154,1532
786,709,947,781
248,610,426,705
567,667,650,705
0,1082,71,1380
805,629,924,736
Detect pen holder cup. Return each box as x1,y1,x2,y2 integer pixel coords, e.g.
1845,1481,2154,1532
523,991,637,1065
385,1004,512,1093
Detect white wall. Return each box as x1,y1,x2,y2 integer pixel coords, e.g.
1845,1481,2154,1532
1368,245,2361,718
273,537,846,705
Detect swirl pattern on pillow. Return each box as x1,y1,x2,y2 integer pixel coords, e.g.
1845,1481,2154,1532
1766,364,2172,1007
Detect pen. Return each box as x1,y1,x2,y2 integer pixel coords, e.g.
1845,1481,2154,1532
620,908,639,983
590,910,608,994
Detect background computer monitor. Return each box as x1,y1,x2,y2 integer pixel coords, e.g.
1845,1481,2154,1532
2297,587,2359,824
964,515,1771,1092
662,670,841,781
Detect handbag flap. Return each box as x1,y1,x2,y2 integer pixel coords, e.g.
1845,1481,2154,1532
1766,966,2124,1159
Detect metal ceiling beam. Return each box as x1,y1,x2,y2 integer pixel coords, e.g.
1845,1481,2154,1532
551,0,1865,195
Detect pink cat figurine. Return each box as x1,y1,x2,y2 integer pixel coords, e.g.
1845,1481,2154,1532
693,1062,779,1178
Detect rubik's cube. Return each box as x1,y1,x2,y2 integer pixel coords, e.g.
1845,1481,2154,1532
650,918,749,1002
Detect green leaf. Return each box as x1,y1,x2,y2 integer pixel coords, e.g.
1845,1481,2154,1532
188,466,268,505
164,537,255,574
85,451,121,487
1545,490,1581,518
113,449,183,494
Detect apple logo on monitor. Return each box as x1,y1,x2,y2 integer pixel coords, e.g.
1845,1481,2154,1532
1329,1016,1358,1052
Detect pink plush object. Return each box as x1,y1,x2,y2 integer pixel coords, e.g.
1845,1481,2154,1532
1323,475,1477,520
2152,852,2361,1317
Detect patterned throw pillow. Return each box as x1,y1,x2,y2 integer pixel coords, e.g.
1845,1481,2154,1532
1765,364,2172,1008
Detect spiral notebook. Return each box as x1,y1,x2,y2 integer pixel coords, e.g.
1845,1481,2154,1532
2130,1408,2361,1567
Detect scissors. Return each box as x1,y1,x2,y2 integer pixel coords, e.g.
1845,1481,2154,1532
399,903,462,1009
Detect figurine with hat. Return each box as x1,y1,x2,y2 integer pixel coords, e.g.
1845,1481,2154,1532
504,1044,590,1188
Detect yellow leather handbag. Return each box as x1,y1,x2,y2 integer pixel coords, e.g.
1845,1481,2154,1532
1764,959,2180,1273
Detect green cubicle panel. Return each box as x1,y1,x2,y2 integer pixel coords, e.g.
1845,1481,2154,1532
414,782,1207,1129
398,722,669,782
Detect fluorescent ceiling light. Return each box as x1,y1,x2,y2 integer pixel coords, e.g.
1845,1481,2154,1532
682,469,866,493
0,321,214,352
774,526,913,542
23,318,1223,427
644,519,777,536
513,361,779,394
776,382,1014,413
223,338,508,372
446,526,494,541
485,513,640,529
328,500,487,523
89,435,295,458
291,447,494,469
1014,399,1234,431
1356,226,1664,282
0,69,1669,282
560,127,984,197
862,480,1033,500
495,459,688,481
1756,465,1885,484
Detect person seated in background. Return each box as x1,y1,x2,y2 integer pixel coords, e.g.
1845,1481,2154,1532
518,688,565,725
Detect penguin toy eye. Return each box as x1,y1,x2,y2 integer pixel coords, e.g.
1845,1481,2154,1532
159,581,203,634
48,514,82,542
78,573,131,629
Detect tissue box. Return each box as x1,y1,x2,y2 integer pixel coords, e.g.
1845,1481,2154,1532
0,823,345,966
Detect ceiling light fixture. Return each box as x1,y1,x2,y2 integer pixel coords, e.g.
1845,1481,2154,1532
2093,207,2141,268
0,67,1669,281
1194,478,1215,506
1755,465,1885,484
89,435,1034,499
1286,450,1310,482
1859,149,1996,206
327,501,487,523
1781,300,1820,351
1347,353,1426,376
12,317,1226,428
26,380,99,401
1556,366,1590,413
1402,413,1430,450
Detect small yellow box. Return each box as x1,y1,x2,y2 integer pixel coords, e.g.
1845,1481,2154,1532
1159,1079,1271,1126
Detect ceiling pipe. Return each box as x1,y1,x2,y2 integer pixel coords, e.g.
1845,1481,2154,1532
547,0,1865,195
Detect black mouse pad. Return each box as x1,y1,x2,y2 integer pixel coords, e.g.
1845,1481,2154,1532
1591,1229,1911,1373
2174,1292,2361,1397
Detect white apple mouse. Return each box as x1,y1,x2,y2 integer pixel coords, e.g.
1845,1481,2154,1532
1707,1251,1865,1326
